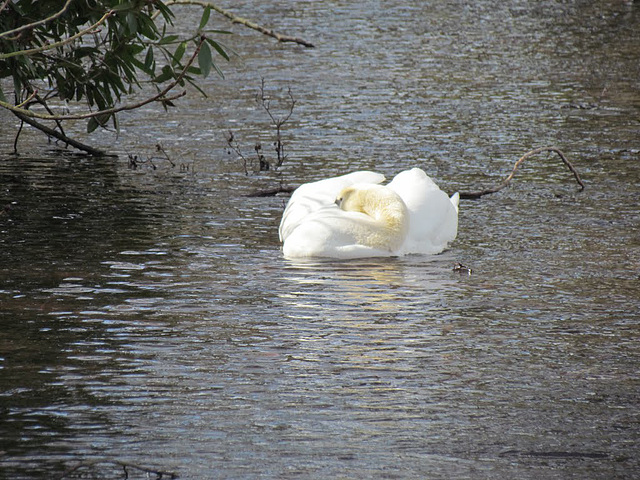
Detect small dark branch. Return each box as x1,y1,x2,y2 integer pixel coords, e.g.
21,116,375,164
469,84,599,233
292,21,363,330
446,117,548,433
128,153,156,170
12,120,24,154
12,111,112,156
255,142,269,171
226,130,250,175
155,143,175,167
35,94,68,139
244,185,298,197
458,147,584,199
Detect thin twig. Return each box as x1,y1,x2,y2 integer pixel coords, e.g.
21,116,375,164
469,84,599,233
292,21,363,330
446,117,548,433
166,0,315,47
458,147,584,199
57,460,178,480
226,130,250,175
12,120,24,154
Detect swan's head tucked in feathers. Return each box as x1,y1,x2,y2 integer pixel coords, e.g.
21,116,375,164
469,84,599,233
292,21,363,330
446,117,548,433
334,184,409,252
336,184,407,226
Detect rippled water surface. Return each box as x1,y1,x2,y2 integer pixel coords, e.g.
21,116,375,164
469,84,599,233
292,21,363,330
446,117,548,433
1,1,639,478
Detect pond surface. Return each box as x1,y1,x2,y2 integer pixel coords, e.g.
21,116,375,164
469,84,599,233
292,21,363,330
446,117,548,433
1,1,639,478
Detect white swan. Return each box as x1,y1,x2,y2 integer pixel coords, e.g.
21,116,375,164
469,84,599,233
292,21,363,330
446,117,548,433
279,168,459,259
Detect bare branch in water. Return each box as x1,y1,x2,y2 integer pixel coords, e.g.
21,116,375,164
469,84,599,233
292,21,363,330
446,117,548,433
458,147,585,199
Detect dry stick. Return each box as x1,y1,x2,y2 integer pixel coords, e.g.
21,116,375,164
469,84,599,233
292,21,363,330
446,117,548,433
167,0,315,48
244,185,297,197
458,146,585,199
257,79,296,169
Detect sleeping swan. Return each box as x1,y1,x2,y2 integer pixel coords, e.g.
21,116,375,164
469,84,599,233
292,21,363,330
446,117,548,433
279,168,459,259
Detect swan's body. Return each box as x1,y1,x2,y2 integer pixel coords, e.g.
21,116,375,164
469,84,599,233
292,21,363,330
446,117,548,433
279,168,459,259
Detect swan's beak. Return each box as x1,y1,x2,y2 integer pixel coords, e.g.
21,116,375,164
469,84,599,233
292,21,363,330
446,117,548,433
334,197,342,208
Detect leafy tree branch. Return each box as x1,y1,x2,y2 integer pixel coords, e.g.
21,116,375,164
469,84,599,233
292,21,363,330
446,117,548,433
0,1,227,154
0,0,73,40
0,9,115,60
0,1,314,155
165,0,315,47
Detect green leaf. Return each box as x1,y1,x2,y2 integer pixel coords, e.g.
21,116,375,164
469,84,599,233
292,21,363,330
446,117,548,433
112,113,120,135
199,5,211,31
206,38,230,61
198,41,212,78
158,34,179,45
153,65,174,83
111,2,137,12
172,41,187,66
154,1,175,23
144,47,155,72
204,29,232,35
125,12,138,35
87,117,99,133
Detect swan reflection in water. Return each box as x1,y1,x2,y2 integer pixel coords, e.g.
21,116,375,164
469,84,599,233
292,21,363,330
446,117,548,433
278,255,460,322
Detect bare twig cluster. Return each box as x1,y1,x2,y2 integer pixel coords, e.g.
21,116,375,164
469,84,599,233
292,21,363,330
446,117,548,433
128,143,191,172
257,78,296,170
227,79,296,175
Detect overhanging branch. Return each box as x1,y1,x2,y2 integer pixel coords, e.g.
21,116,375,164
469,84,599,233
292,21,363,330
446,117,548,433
166,0,315,47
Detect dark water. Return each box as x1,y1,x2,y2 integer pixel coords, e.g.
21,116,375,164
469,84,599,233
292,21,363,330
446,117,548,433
1,1,639,478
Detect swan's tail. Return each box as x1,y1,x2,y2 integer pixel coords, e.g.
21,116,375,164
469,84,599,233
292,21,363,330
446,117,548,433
450,192,460,213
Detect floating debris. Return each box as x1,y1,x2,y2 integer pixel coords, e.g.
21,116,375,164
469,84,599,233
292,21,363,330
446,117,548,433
453,263,472,275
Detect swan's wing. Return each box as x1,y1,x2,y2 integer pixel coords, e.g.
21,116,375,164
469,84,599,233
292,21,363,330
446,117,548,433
388,168,459,255
279,171,385,242
281,206,393,259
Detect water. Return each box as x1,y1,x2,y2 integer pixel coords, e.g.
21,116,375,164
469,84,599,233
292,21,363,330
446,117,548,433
1,1,639,478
